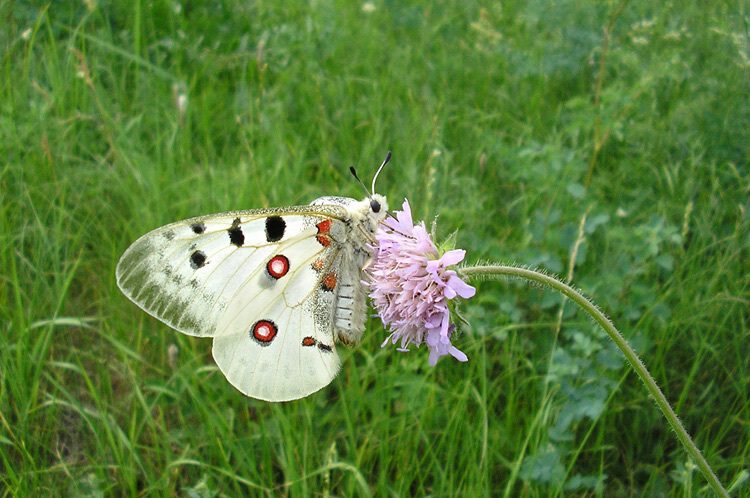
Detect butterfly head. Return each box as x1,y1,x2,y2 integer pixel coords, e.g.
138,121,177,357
359,192,389,235
369,193,387,216
346,151,391,235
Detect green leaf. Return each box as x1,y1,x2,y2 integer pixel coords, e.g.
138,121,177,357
520,447,566,484
565,473,606,491
566,182,586,199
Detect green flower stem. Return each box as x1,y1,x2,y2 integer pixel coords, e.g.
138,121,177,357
460,264,728,497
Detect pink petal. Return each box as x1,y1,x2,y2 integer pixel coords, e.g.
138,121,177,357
449,346,468,362
396,199,413,229
428,350,439,366
447,275,476,298
439,249,466,266
444,285,457,299
425,260,439,273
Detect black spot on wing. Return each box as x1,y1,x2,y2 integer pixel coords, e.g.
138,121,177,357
228,217,245,247
190,250,207,269
265,216,286,242
318,343,333,353
190,222,206,234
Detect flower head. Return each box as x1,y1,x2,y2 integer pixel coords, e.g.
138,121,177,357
365,199,475,365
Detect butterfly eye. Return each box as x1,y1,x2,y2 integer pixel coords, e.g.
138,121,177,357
370,199,381,213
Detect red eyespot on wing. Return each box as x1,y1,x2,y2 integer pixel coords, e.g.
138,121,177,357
322,273,337,292
316,220,332,247
302,336,316,347
266,255,290,279
251,320,278,344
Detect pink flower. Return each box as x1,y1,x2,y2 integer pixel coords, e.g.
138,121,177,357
365,199,476,365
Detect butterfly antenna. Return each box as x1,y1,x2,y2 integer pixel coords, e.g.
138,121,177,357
371,150,392,194
349,166,371,196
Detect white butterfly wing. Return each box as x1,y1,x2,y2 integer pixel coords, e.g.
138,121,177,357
212,250,346,401
117,205,356,401
116,206,344,338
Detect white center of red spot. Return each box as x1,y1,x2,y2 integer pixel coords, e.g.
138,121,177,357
256,324,273,339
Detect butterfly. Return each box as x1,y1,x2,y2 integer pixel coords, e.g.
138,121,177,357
116,154,391,401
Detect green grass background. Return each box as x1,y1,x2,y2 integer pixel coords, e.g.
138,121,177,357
2,0,749,496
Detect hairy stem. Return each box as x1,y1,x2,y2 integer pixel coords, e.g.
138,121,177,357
460,264,728,497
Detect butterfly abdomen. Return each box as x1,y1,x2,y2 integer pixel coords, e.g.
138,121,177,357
332,250,369,345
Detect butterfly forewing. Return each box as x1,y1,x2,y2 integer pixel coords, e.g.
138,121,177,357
115,205,346,339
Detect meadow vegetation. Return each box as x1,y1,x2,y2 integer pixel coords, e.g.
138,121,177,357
1,1,748,495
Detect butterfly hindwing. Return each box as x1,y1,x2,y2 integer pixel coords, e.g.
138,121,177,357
212,249,345,401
